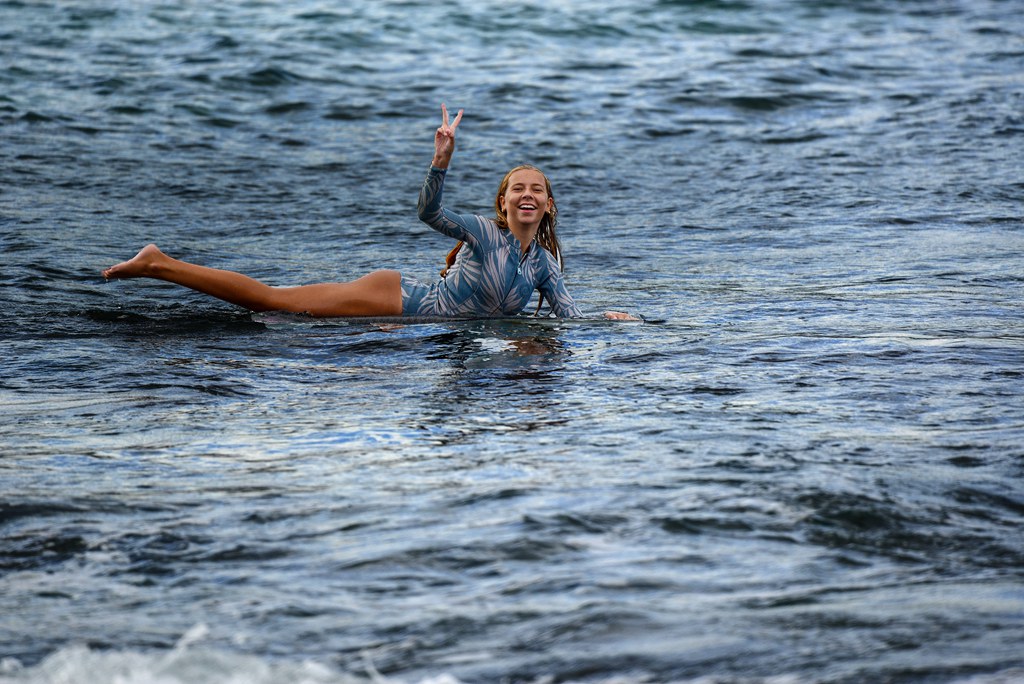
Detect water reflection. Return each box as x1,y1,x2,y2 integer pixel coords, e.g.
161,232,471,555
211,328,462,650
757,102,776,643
401,320,573,447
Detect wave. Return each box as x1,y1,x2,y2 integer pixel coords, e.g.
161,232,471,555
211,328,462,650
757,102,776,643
3,632,1021,684
0,626,362,684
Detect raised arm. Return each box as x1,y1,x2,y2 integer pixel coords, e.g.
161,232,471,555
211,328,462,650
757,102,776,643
418,105,483,244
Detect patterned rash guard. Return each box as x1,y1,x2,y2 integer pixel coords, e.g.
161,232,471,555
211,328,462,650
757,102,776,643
401,166,584,318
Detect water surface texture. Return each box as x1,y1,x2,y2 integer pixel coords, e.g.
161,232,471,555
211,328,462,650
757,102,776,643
2,1,1023,682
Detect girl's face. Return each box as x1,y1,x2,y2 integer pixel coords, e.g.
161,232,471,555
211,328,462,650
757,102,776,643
499,168,553,229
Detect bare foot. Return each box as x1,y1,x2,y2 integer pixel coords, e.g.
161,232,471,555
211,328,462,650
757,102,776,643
103,244,165,280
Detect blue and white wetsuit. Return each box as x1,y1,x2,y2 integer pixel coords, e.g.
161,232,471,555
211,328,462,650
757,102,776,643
401,166,584,318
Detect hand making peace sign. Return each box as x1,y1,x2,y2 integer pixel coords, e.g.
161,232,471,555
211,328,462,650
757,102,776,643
431,103,463,170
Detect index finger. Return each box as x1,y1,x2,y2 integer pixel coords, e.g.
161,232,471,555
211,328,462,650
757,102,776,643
450,107,464,131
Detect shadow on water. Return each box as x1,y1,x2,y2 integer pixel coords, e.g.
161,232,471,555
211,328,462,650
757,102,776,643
19,307,583,445
251,313,577,445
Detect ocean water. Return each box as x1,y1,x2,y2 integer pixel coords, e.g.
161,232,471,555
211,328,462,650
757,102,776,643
2,1,1023,682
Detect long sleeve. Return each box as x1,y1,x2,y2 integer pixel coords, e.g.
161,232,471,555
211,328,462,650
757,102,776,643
417,166,482,244
536,250,584,318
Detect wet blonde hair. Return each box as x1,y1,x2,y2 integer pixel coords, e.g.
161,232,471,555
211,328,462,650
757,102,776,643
441,165,564,278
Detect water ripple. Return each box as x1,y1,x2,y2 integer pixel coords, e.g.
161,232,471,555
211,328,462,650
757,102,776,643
1,0,1023,681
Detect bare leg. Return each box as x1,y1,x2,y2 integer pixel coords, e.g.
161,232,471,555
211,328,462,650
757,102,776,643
103,244,403,317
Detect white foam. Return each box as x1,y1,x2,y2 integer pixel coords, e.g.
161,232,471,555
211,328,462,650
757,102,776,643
0,624,360,684
2,630,1020,684
0,645,344,684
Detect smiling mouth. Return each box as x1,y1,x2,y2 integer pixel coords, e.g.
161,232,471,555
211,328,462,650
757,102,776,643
518,203,537,211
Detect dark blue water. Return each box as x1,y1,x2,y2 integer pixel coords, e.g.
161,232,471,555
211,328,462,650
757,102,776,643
2,1,1023,682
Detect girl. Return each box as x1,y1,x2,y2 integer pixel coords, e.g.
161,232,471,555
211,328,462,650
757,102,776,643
103,105,634,320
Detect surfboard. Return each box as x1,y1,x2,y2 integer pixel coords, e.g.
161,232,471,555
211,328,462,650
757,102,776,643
253,312,665,327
